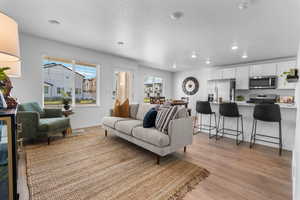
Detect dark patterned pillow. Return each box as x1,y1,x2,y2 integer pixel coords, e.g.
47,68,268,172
155,106,178,134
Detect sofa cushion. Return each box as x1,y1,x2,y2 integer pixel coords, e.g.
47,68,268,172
38,118,70,132
136,104,157,120
115,120,143,135
132,127,170,147
129,104,139,119
103,116,130,128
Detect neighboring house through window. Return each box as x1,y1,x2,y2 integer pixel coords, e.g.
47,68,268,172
43,56,99,107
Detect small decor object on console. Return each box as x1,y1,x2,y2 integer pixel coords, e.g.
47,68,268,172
0,90,7,109
182,76,199,96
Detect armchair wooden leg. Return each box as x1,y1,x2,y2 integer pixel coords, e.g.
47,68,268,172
105,129,108,137
47,137,50,145
184,146,187,153
62,130,66,138
156,155,160,165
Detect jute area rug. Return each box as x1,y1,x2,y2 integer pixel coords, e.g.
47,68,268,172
25,130,209,200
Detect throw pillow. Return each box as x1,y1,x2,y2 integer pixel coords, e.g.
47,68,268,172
143,108,157,128
119,99,130,118
155,106,178,134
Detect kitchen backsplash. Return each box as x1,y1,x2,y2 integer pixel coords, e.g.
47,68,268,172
236,89,295,101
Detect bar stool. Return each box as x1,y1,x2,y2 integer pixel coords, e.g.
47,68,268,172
250,104,282,155
195,101,217,138
217,102,244,145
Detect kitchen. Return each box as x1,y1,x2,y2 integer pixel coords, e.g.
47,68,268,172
202,58,298,151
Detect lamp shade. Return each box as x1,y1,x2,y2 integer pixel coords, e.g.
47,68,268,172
0,12,20,62
0,12,21,77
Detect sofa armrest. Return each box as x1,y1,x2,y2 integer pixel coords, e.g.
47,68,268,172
17,111,40,139
168,117,193,147
43,108,63,118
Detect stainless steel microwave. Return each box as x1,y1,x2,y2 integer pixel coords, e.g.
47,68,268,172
249,76,277,89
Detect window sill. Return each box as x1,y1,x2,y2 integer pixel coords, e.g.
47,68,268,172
72,104,100,108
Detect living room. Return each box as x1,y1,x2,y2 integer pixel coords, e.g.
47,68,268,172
0,0,300,200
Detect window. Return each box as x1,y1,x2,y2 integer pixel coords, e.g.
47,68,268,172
75,64,97,105
44,86,49,95
112,71,133,102
43,56,98,107
144,76,163,103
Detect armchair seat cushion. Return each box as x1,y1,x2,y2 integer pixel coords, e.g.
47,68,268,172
102,117,130,129
132,127,170,147
38,118,70,132
115,120,143,136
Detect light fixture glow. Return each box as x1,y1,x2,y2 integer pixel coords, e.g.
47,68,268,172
242,53,248,59
231,45,239,50
191,52,197,59
172,63,177,69
205,60,211,65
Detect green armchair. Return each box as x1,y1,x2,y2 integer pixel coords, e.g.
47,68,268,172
17,102,70,144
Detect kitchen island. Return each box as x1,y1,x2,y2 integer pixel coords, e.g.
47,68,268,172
198,102,297,151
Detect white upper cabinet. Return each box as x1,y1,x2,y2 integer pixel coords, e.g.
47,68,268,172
222,68,236,79
250,63,277,77
208,68,235,80
277,60,297,89
235,66,250,90
208,68,223,80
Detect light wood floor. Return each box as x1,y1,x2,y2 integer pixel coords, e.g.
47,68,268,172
18,126,292,200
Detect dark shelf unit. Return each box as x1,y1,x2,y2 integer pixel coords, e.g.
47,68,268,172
0,108,18,200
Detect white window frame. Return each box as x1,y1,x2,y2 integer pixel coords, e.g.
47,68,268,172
42,56,100,108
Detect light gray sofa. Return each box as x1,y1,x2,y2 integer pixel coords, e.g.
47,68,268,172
102,104,193,164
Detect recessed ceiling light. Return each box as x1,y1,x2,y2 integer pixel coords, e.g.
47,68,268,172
48,19,60,25
172,63,177,69
205,59,211,65
117,41,124,46
191,52,197,59
231,44,239,50
242,53,248,59
170,11,184,20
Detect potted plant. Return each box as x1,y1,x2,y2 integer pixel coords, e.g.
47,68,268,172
61,91,71,110
280,68,299,83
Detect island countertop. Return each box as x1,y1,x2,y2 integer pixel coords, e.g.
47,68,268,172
210,101,297,109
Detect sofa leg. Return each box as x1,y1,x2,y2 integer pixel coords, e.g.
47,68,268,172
47,137,50,145
105,129,108,137
184,146,187,153
156,155,160,165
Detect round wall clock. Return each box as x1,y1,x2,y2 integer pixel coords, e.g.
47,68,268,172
182,76,199,95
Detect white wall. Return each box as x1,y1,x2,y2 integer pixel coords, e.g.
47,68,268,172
11,33,173,129
173,67,211,115
293,43,300,200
